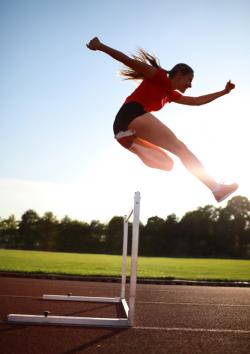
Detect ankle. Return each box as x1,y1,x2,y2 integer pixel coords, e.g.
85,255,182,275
210,183,221,193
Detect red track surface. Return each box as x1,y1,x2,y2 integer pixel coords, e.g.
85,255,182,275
1,276,250,354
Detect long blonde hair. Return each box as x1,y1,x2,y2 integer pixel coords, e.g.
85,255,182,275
120,48,161,80
120,48,194,81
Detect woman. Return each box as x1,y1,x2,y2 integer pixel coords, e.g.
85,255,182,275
86,37,238,202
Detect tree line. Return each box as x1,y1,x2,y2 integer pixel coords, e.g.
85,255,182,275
1,196,250,259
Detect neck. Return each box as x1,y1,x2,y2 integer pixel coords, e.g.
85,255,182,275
169,77,178,90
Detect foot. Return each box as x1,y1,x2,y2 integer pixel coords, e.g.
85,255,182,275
213,182,239,202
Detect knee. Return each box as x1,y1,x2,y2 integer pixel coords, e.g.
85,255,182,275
164,158,174,171
142,152,174,171
144,157,174,171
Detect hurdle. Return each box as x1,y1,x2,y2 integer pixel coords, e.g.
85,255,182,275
7,191,140,327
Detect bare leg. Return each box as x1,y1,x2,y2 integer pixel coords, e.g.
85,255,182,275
128,113,218,190
129,136,174,171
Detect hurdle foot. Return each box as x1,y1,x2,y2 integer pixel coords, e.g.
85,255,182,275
43,310,51,317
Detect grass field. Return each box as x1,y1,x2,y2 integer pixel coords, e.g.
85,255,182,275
0,249,250,281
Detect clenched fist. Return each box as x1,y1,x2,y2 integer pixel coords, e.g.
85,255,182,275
86,37,102,51
224,80,235,94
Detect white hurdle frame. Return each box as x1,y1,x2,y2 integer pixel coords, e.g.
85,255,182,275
8,191,140,328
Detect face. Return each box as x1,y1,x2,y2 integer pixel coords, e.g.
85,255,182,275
175,72,194,93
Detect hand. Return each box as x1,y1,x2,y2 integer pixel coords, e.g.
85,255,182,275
86,37,102,51
224,80,235,94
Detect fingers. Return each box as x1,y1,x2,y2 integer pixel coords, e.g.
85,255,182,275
228,81,235,90
225,80,235,94
86,37,100,50
86,39,95,50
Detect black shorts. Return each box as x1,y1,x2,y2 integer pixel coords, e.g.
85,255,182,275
113,102,146,135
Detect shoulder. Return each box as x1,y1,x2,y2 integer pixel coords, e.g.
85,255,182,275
149,68,169,84
152,68,168,79
170,90,183,102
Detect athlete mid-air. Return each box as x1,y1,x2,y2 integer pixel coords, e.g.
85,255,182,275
86,37,238,202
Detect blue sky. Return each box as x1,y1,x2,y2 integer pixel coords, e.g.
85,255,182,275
1,0,250,223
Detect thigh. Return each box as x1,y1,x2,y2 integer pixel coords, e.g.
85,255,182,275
128,113,181,153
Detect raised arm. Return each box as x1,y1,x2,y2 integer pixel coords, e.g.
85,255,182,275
175,81,235,106
86,37,157,78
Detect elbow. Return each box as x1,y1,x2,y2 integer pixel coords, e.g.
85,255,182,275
186,97,203,106
194,98,205,106
190,100,202,106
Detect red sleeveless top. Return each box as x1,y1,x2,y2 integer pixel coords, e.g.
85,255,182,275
124,68,182,112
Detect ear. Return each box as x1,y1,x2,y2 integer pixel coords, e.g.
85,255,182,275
175,71,183,79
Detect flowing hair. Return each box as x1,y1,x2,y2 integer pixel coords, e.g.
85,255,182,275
120,48,194,80
120,48,161,80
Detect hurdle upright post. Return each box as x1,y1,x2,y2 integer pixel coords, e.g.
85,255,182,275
121,212,129,299
128,191,140,326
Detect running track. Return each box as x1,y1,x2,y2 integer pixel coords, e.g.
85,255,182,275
0,276,250,354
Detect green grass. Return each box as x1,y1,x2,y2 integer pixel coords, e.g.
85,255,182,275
0,249,250,281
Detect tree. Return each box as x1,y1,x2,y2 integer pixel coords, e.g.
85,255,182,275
0,215,18,248
58,217,90,253
19,210,40,249
37,212,59,251
105,216,124,254
179,205,219,257
88,220,106,253
162,214,179,257
140,216,165,256
215,196,250,258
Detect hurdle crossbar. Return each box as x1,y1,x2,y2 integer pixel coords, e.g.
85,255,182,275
8,191,140,328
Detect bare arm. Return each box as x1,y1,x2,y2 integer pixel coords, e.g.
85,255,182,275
175,81,235,106
86,37,156,78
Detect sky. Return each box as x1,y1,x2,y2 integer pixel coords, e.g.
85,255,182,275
1,0,250,224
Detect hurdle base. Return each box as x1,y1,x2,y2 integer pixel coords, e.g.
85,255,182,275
7,314,131,328
7,297,131,328
42,295,121,303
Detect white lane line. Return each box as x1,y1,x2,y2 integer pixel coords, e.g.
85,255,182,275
0,320,249,334
134,326,250,334
137,301,250,307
